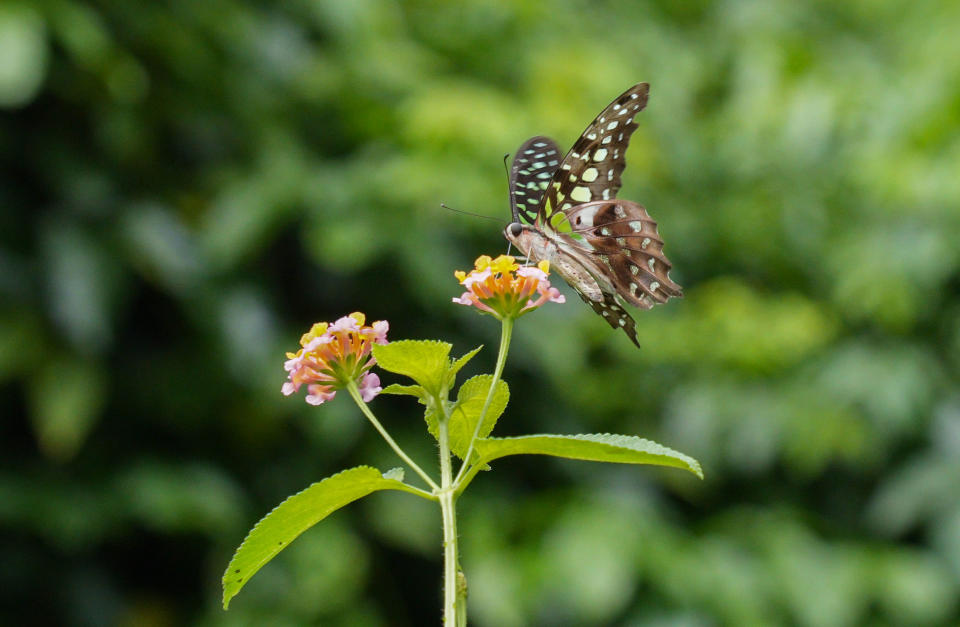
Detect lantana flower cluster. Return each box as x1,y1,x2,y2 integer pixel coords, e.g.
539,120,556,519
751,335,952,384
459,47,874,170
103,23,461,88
453,254,565,320
282,312,387,405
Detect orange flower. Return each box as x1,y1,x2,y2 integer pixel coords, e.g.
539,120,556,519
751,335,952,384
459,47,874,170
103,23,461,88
453,255,564,320
282,312,388,405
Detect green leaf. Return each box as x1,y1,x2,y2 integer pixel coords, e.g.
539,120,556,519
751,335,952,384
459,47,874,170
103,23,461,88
448,375,509,460
382,467,405,481
473,434,703,479
445,345,482,388
28,357,106,461
372,340,452,395
423,399,454,444
222,466,421,609
377,344,485,447
381,383,427,399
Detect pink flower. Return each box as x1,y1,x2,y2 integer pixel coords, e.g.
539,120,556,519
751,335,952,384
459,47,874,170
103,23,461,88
357,372,382,402
282,312,388,405
329,314,362,334
305,385,337,406
363,320,389,345
453,255,565,320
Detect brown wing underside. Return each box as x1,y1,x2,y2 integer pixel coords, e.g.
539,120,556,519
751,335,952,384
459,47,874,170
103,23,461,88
578,291,642,348
567,199,682,309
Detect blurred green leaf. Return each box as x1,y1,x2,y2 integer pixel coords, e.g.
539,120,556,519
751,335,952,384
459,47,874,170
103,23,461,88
27,356,105,461
3,0,960,623
0,312,41,381
118,461,244,535
42,223,125,353
633,277,838,372
0,5,48,108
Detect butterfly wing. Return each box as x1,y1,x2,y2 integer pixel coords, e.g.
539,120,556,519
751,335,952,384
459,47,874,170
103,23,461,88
509,136,563,224
538,83,649,231
578,291,643,348
567,199,683,309
504,83,677,348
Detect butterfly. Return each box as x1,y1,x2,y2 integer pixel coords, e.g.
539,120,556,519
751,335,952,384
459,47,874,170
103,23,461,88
503,83,682,347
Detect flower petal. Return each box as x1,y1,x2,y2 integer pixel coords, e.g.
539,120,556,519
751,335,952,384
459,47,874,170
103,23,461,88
305,384,337,405
283,313,388,405
517,265,548,281
453,253,564,319
358,372,382,402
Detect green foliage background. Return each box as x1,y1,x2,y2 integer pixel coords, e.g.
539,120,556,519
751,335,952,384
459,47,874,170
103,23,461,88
2,0,959,625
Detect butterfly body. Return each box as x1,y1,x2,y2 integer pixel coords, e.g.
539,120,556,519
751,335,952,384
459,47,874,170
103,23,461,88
505,223,609,303
503,84,681,347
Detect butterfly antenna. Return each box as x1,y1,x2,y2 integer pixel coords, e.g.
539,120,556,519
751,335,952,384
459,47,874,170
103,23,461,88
439,203,504,224
504,153,522,224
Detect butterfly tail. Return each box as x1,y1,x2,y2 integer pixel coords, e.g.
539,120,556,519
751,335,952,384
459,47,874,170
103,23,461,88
578,291,642,348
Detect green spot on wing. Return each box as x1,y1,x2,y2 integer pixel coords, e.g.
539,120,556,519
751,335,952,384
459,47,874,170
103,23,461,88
549,211,572,233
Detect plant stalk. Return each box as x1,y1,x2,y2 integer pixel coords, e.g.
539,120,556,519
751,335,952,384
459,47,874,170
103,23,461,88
454,317,513,486
437,417,462,624
346,382,440,492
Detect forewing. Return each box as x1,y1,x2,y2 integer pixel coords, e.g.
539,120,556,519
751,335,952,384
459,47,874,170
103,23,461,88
567,200,682,309
509,136,562,224
540,83,650,230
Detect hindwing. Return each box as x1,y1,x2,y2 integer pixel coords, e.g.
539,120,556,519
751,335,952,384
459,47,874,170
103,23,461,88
566,200,682,308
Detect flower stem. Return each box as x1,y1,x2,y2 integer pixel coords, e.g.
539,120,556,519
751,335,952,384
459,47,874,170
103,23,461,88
453,317,514,487
455,570,468,626
437,416,460,624
346,382,440,492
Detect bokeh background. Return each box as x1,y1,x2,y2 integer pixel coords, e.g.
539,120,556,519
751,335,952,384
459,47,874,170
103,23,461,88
2,0,959,625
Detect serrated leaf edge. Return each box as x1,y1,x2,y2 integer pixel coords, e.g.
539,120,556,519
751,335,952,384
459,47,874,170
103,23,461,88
447,345,483,382
449,375,510,460
475,433,703,479
222,465,414,609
